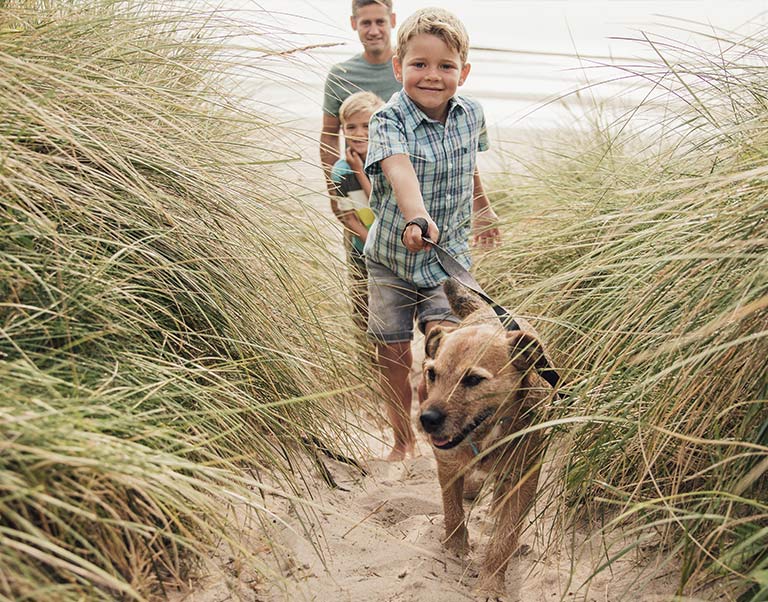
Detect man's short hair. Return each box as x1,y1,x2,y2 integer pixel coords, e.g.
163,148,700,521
352,0,392,16
339,91,385,125
396,7,469,64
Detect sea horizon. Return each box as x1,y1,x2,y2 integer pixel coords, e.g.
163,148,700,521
217,0,768,134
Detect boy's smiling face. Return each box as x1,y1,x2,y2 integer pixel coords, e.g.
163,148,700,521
342,111,372,158
393,33,471,122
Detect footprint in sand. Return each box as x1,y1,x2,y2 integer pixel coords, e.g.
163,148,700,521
360,492,443,527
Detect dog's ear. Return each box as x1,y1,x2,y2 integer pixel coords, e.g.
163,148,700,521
506,330,547,374
424,326,447,359
443,279,485,319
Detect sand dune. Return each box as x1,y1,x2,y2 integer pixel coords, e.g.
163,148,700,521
170,363,712,602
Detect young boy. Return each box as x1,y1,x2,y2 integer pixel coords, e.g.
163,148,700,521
364,7,501,461
330,91,385,332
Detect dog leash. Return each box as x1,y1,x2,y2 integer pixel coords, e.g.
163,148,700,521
402,217,564,396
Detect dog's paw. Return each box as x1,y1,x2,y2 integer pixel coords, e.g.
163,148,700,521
513,543,531,557
443,529,470,557
474,575,508,601
473,590,509,601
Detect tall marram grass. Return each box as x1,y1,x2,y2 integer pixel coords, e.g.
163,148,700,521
1,1,364,599
481,25,767,600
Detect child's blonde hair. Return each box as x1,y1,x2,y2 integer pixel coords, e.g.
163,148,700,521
339,91,385,125
396,7,469,64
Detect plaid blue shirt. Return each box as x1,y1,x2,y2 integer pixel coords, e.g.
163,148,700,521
363,90,489,288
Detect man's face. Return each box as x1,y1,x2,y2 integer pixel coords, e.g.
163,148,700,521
351,4,396,57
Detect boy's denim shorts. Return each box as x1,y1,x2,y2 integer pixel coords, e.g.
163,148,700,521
366,259,459,344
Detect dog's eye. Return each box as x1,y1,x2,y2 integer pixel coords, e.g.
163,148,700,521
461,373,485,387
427,367,436,382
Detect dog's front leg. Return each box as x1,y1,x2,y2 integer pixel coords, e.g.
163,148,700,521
436,459,469,555
477,462,540,596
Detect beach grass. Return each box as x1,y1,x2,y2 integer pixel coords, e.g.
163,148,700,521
4,0,767,600
480,24,767,600
1,1,371,599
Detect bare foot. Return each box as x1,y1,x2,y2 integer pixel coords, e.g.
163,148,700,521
385,447,407,462
385,441,414,462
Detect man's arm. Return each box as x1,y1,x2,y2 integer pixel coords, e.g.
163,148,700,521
472,167,501,247
320,113,342,215
381,154,438,252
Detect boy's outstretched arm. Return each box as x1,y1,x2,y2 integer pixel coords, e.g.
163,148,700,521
381,154,439,252
472,168,501,247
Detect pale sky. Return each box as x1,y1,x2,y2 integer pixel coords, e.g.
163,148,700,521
220,1,768,128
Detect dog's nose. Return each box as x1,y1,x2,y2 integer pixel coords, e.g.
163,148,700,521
420,408,446,433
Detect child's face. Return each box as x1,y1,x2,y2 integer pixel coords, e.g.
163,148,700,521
393,33,471,121
342,111,372,157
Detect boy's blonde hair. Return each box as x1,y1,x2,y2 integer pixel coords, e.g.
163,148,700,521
396,7,469,64
339,91,385,125
352,0,392,16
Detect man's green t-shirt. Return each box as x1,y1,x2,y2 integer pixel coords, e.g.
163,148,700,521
322,54,401,117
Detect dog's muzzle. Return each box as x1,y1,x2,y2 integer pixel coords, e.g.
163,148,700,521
420,408,446,433
422,406,498,450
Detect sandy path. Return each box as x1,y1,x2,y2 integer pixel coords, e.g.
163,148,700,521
171,418,697,602
169,128,729,602
171,344,709,602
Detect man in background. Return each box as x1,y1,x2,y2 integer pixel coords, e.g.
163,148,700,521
320,0,401,219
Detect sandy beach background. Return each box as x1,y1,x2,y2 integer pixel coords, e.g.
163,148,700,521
169,354,731,602
167,3,762,600
221,0,768,231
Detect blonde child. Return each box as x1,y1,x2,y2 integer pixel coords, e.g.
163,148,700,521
331,91,385,332
363,8,501,461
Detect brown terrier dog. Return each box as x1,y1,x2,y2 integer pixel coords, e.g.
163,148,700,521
419,279,552,599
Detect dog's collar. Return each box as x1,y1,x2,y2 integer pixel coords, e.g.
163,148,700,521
467,436,481,456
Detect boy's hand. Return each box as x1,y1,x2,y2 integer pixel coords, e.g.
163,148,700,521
346,147,364,173
472,206,501,248
402,216,439,253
